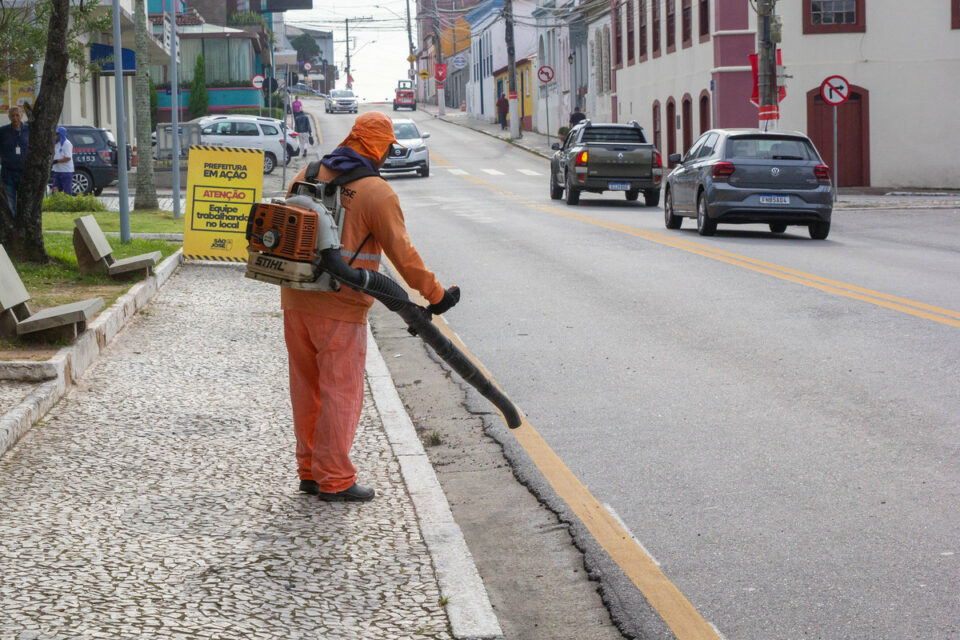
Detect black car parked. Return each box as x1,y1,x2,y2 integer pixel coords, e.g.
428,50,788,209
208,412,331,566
60,125,131,195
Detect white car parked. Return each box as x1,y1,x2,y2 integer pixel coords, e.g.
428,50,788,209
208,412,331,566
198,115,299,174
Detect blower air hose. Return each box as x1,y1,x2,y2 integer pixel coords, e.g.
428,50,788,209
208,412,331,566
318,248,522,429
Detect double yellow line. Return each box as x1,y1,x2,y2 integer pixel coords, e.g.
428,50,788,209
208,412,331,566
411,150,958,638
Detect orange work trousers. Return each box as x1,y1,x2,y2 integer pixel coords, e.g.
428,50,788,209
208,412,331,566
283,310,367,493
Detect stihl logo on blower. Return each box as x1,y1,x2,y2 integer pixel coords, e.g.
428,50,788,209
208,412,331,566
243,163,523,429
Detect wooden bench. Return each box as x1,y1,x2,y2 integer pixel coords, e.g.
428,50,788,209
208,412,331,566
73,215,162,279
0,244,104,341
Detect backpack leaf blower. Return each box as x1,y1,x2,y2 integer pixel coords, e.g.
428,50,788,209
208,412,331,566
244,174,522,429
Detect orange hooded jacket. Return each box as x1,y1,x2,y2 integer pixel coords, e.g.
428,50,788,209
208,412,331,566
281,112,445,323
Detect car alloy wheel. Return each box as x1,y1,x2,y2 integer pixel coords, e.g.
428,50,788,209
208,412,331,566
550,170,563,200
696,195,716,236
263,152,276,174
664,190,682,229
72,170,93,195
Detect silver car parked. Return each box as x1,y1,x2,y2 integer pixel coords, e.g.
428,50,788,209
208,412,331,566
663,129,833,239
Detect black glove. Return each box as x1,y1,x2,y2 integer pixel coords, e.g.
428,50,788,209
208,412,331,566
427,286,460,316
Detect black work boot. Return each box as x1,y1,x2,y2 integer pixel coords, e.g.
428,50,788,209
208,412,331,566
299,480,319,495
318,483,376,502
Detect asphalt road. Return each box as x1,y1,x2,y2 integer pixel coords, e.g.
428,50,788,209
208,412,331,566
312,105,960,640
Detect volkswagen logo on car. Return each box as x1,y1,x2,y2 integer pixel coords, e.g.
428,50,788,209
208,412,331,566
771,167,781,176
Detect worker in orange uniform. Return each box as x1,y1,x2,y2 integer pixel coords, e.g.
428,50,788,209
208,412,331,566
283,111,459,502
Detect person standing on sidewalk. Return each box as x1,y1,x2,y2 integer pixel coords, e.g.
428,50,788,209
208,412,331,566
51,126,74,194
292,96,303,115
0,106,30,211
282,111,459,502
569,106,586,128
496,94,509,130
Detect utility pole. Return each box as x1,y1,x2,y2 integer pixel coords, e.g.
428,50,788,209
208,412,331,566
344,16,373,90
504,0,521,138
432,0,444,116
756,0,780,129
406,0,415,80
169,0,181,219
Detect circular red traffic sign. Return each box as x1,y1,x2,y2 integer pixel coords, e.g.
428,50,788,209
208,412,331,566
820,75,850,106
251,74,265,90
303,62,312,71
537,65,554,83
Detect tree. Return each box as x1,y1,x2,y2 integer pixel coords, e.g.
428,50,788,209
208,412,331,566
132,0,157,209
290,33,320,65
187,54,208,120
0,0,109,262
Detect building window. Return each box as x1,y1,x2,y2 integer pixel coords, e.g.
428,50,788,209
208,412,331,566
803,0,866,34
699,0,710,40
639,0,648,60
953,0,960,29
682,0,692,47
652,100,661,152
652,0,661,56
699,91,710,133
614,4,623,67
666,0,676,52
681,94,692,153
666,98,676,164
627,0,635,64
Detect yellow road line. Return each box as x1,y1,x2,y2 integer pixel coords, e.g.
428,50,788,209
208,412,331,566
427,151,960,328
384,256,722,639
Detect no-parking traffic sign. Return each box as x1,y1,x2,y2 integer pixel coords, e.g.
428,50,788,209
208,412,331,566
537,65,554,83
820,75,850,106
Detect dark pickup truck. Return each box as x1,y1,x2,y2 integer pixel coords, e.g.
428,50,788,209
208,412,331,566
550,120,663,206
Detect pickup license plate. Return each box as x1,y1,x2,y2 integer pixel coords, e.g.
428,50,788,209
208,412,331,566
608,182,630,191
759,195,790,205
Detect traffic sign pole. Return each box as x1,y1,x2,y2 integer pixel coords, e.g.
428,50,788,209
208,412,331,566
820,75,849,202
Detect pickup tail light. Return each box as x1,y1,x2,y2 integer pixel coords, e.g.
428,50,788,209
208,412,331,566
814,164,831,183
652,150,662,169
575,150,588,166
711,162,736,180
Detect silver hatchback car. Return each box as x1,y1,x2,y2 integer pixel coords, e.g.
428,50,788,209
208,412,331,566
663,129,833,239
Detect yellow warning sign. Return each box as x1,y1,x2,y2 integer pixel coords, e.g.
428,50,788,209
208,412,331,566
183,146,264,262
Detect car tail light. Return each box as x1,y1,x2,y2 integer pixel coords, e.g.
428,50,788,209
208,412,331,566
814,164,831,183
99,149,112,164
290,132,298,137
652,150,662,169
711,162,735,180
575,150,588,166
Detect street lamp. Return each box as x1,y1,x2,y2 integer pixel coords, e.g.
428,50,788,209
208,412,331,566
568,51,575,65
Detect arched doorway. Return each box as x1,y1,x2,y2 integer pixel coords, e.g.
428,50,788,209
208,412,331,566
681,94,693,153
806,84,870,186
699,90,710,134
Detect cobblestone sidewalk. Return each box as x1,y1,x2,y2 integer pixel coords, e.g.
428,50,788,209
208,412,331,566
0,265,456,640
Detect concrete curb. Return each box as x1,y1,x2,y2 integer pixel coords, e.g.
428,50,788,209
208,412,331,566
0,249,184,457
365,325,504,640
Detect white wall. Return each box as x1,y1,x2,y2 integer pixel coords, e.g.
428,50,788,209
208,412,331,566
777,3,960,188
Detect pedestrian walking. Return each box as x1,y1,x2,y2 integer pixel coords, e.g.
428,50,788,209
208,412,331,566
51,126,74,194
282,111,459,502
292,96,303,115
294,111,313,157
0,106,30,211
569,106,586,128
496,93,509,130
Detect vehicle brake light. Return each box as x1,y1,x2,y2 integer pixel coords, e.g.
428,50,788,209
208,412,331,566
652,150,662,168
290,132,298,137
814,164,831,183
98,150,112,164
575,150,588,166
711,162,735,180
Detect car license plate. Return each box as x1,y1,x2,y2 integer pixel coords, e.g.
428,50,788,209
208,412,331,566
760,195,790,205
608,182,630,191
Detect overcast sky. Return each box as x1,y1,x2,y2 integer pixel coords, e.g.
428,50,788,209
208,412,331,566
285,0,417,102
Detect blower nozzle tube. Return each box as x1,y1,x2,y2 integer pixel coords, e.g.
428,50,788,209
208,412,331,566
319,249,522,429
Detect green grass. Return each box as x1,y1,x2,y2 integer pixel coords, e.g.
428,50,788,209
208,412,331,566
42,209,185,234
1,233,181,352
